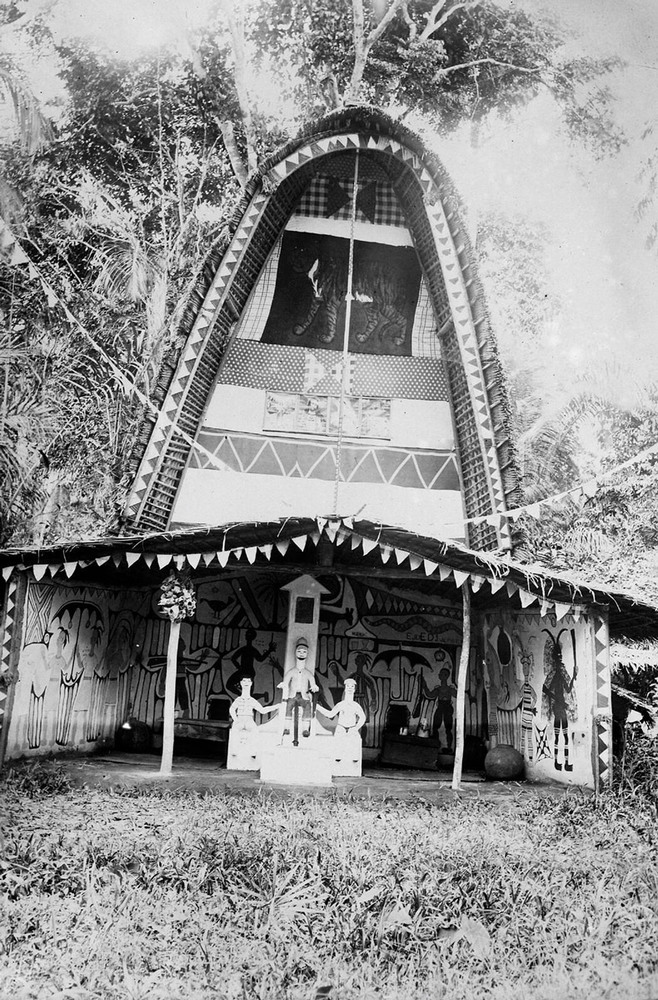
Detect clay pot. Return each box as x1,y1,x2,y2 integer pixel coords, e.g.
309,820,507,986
484,744,524,781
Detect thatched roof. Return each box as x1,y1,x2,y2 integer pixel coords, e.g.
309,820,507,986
123,107,522,550
2,516,658,640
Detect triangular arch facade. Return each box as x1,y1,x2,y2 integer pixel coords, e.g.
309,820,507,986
123,109,521,550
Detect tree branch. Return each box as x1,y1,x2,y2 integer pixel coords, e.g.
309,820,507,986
419,0,481,42
434,57,542,81
346,0,406,104
366,0,406,48
399,2,417,41
223,5,258,180
217,119,248,190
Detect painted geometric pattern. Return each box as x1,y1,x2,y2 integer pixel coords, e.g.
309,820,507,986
411,279,442,360
593,612,612,790
0,577,17,734
191,431,460,491
423,196,509,547
218,342,449,401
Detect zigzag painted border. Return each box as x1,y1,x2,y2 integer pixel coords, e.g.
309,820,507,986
592,610,612,790
127,130,510,540
0,576,18,744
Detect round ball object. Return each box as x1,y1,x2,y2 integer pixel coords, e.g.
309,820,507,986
484,744,524,781
115,718,152,753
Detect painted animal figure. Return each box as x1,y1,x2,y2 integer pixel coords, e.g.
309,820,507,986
292,253,407,346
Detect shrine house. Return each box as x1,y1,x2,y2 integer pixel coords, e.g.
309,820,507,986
1,108,657,788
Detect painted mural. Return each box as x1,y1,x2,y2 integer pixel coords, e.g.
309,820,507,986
481,611,593,783
7,570,486,761
6,581,150,758
6,573,598,785
117,572,484,761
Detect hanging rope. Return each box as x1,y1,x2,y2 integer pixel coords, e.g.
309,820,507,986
332,149,360,514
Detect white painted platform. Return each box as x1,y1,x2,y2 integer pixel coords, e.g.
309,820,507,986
260,745,334,786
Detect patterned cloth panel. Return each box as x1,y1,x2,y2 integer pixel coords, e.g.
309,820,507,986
293,174,406,228
190,430,460,492
219,342,449,401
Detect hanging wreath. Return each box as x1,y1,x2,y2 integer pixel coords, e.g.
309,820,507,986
157,571,197,623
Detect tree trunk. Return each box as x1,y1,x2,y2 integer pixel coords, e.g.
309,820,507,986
160,618,180,776
451,580,471,790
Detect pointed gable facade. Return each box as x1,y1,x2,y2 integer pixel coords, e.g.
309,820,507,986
123,109,522,551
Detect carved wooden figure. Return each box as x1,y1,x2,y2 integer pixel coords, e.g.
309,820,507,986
278,637,318,739
316,678,366,736
229,677,279,743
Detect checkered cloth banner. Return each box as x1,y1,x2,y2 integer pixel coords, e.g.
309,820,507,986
294,174,406,228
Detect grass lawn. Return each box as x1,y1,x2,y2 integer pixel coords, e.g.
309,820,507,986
1,765,658,1000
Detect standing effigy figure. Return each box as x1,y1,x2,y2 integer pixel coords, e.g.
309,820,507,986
278,637,318,739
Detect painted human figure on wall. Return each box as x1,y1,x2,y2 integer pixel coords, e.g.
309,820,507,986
225,629,276,695
432,666,457,751
86,611,142,742
413,649,447,731
542,629,578,772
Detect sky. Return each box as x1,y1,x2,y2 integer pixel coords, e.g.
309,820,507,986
4,0,658,407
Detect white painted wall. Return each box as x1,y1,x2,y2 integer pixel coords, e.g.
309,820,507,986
171,468,465,539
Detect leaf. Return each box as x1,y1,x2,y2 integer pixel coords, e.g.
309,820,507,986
460,915,492,959
355,884,382,906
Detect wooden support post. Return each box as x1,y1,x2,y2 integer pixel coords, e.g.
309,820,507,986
160,618,180,776
452,580,471,791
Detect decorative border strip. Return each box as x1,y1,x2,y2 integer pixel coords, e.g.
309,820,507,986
190,430,460,491
0,575,19,766
592,610,612,791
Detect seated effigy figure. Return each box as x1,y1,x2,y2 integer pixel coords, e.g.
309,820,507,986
229,677,279,743
316,678,366,736
278,637,318,740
